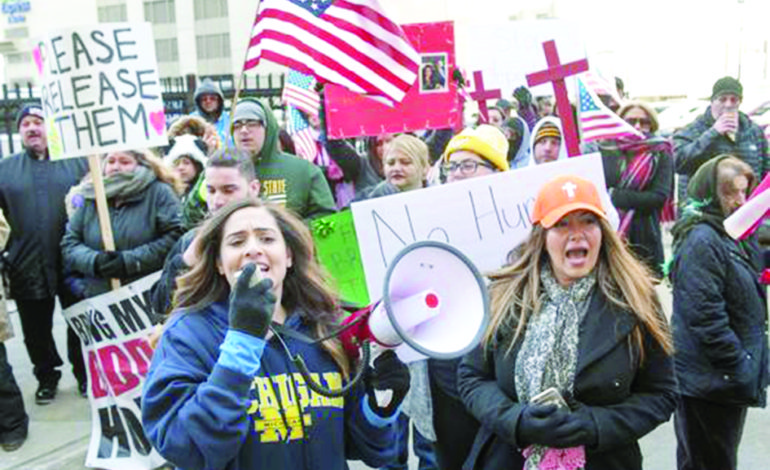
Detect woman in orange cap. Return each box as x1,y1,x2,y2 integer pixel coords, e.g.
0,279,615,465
458,175,676,469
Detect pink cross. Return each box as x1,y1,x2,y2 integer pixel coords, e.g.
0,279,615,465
526,40,589,157
469,71,501,124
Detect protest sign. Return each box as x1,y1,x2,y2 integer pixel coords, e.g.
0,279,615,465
62,272,165,470
33,23,167,159
351,154,611,299
311,211,370,306
325,21,461,139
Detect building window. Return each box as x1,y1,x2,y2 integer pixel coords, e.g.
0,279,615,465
196,33,230,60
98,4,128,23
5,27,28,39
194,0,228,19
6,52,31,64
144,0,176,24
155,38,179,62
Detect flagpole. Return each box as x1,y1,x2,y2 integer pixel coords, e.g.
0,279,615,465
230,0,265,131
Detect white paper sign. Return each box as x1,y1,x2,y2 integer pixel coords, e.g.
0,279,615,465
34,23,168,159
62,272,166,470
351,154,612,300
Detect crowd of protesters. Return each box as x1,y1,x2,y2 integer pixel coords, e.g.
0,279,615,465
0,72,766,470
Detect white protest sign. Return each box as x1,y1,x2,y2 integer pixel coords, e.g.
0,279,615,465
33,23,167,159
351,154,612,300
62,272,166,470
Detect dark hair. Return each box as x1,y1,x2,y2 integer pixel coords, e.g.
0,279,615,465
278,129,296,155
206,147,257,181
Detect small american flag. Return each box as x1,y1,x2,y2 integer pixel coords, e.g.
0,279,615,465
244,0,420,106
577,77,643,143
282,70,320,117
286,106,318,162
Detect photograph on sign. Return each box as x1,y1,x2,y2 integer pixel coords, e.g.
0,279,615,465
34,23,167,159
419,53,448,93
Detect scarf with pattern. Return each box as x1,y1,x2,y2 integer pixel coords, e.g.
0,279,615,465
515,266,596,470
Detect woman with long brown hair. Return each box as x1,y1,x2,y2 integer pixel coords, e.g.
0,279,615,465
141,198,408,470
458,175,676,469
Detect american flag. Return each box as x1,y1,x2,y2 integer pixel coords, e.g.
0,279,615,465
245,0,420,106
581,70,622,104
282,70,320,117
577,77,643,142
286,105,319,162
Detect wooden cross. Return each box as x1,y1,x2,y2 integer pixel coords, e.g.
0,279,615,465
526,40,589,157
469,71,501,124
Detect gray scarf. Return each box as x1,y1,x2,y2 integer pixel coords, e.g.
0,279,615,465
66,166,156,217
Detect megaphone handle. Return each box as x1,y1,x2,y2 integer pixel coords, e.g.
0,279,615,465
292,341,371,398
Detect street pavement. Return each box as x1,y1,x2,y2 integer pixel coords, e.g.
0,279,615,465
2,281,769,469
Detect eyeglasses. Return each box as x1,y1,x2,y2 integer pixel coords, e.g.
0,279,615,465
232,120,263,131
442,159,496,175
625,117,651,127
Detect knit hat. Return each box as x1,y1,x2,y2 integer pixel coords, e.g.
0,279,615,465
711,77,743,100
532,175,607,228
533,122,561,145
443,125,510,171
164,134,208,167
16,103,44,130
232,99,267,126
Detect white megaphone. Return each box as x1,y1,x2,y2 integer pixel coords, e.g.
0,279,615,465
339,240,490,364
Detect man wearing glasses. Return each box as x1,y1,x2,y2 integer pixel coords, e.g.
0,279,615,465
231,99,336,220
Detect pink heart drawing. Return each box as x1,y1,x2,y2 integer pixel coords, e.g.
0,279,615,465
32,47,43,77
149,110,166,136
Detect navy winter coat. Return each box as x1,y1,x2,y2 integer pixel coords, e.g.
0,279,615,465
671,223,769,407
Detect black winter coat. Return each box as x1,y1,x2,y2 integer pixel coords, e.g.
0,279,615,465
61,180,182,298
671,223,769,407
0,150,88,299
458,291,677,470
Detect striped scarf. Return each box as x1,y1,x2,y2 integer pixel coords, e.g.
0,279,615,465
612,138,673,236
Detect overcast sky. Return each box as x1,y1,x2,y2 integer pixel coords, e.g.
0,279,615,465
386,0,770,104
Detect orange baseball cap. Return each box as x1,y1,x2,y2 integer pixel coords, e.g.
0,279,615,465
532,175,607,228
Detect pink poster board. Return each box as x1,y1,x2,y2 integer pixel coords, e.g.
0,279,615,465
324,21,460,139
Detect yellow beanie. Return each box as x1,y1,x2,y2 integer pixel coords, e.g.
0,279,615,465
443,125,510,172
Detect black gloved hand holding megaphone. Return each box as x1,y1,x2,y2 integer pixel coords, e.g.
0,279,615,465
228,263,276,339
364,350,410,418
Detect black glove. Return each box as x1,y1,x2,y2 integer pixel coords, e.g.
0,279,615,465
94,252,126,279
517,404,596,448
228,263,275,339
365,350,410,418
513,86,533,107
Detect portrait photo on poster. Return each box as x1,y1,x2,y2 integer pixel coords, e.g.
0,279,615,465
419,53,448,93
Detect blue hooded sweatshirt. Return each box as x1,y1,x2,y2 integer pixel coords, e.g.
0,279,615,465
142,301,398,470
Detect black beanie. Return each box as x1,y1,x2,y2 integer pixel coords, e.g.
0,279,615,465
711,77,742,100
15,103,44,130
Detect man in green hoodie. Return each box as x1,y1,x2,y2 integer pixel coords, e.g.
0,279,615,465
232,99,336,220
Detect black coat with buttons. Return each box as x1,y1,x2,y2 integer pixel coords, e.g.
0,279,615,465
0,150,88,300
457,290,677,470
671,223,769,407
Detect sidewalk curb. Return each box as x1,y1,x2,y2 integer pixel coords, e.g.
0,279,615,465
5,435,89,470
